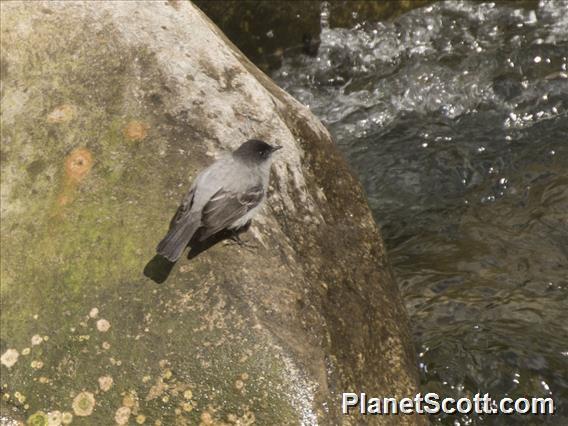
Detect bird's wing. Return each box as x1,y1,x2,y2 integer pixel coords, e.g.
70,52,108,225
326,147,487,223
156,186,200,261
200,184,264,239
168,186,196,229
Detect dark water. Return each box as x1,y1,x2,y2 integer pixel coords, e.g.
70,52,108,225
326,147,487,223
272,1,568,424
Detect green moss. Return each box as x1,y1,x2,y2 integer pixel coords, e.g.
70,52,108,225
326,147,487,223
1,7,307,424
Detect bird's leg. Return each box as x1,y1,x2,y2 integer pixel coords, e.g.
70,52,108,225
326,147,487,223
224,221,257,250
230,233,257,249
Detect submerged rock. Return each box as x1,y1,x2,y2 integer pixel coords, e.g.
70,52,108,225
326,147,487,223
1,1,421,424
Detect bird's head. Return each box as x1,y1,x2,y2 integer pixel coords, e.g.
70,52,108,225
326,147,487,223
233,139,282,163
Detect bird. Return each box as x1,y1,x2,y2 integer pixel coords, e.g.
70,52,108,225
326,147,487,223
156,139,282,262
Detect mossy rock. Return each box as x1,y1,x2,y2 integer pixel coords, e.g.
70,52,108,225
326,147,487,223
1,1,421,424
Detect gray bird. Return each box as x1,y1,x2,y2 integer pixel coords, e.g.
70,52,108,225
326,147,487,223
157,139,281,262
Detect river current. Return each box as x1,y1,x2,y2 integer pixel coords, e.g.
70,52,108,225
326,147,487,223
273,1,567,424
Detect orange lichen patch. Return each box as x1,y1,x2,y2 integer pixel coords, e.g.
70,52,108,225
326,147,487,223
123,120,149,141
57,193,71,206
65,148,93,183
47,104,76,123
51,148,94,215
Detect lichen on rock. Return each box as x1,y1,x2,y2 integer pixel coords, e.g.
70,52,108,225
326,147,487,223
71,391,95,417
1,349,19,369
1,1,421,425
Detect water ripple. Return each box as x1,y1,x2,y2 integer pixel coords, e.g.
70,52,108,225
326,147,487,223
273,0,568,423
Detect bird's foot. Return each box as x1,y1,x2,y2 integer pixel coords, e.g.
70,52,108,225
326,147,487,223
224,232,257,250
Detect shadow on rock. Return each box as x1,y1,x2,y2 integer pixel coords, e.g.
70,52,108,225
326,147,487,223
187,228,235,260
144,228,248,283
143,255,175,284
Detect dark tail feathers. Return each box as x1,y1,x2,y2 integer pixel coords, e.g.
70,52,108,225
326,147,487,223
156,218,199,262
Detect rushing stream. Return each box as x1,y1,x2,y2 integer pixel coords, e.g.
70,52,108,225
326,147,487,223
273,1,567,423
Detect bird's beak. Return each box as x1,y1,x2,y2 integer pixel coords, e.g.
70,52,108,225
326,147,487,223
271,145,283,152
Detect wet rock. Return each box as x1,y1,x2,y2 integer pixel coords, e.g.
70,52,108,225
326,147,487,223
1,1,421,424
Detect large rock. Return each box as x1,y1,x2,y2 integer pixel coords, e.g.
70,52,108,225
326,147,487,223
0,1,421,424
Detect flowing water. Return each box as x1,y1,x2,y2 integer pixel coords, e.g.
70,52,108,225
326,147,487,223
273,1,568,424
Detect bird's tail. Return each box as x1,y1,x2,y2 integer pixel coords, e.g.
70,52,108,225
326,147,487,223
156,218,199,262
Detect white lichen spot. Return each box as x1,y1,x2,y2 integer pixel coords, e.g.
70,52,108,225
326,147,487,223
179,264,191,273
98,376,113,392
145,378,167,401
96,319,111,332
27,411,48,425
31,360,44,369
200,411,213,425
241,373,249,380
46,104,76,124
72,391,95,416
31,335,43,346
89,308,99,318
235,379,244,390
122,392,137,408
47,410,62,426
102,341,111,350
241,410,255,425
61,412,73,424
1,349,19,368
183,390,192,400
115,406,131,425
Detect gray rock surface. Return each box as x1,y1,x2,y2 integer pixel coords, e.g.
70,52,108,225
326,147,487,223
1,1,421,424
